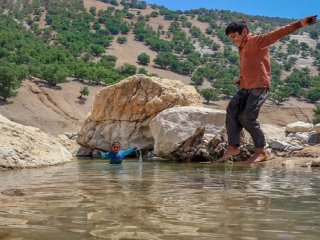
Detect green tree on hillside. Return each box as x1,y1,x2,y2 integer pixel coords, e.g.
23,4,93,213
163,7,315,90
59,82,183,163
79,86,90,99
304,88,320,103
0,66,20,100
90,44,105,57
117,36,127,44
154,52,175,69
41,64,69,86
137,53,150,65
313,105,320,124
214,76,238,98
200,88,219,104
191,74,204,86
269,88,290,105
118,63,137,77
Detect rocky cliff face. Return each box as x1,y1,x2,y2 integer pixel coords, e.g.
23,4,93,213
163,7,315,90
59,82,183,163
77,75,203,152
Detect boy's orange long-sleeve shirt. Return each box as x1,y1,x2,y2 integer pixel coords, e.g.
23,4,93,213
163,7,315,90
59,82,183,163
238,20,302,89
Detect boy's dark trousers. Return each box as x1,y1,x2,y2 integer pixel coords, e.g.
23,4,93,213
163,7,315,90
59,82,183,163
226,88,269,148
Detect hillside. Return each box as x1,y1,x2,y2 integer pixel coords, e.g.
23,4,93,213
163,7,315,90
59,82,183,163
0,78,101,134
83,0,319,80
0,78,315,134
0,0,319,134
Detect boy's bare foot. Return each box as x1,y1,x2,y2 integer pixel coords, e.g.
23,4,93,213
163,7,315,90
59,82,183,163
245,150,268,164
217,146,240,162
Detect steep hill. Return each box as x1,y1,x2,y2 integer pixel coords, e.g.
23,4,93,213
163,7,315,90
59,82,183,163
0,0,319,134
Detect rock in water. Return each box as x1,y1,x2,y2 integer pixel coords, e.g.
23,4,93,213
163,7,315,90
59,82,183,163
0,114,72,168
77,75,202,154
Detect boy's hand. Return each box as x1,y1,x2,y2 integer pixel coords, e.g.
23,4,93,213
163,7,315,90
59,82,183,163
301,15,318,26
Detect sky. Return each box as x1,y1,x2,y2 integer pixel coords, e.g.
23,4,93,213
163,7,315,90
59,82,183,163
143,0,319,19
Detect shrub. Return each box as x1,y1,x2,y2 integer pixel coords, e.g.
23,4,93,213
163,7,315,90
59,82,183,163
79,86,90,98
117,36,127,44
200,88,219,104
313,105,320,124
137,53,150,65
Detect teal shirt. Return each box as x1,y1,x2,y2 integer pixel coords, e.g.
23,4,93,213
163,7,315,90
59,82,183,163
100,147,137,164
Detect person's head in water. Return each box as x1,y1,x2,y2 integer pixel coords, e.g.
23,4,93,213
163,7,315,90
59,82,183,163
111,142,121,153
225,21,249,47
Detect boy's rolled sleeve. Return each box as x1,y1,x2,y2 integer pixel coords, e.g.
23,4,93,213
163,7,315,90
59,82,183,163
120,147,137,158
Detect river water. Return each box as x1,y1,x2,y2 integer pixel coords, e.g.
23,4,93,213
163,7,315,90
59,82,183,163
0,159,320,240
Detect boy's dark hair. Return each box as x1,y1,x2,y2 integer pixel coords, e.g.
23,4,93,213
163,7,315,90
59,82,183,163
225,21,248,36
111,142,120,147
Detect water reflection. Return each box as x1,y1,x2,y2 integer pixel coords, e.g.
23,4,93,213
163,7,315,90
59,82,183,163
0,159,319,239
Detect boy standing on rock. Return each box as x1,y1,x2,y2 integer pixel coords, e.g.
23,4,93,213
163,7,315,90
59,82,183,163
218,15,318,164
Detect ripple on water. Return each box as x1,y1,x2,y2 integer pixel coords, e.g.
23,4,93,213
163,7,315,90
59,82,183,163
0,161,320,240
90,229,162,239
0,217,28,226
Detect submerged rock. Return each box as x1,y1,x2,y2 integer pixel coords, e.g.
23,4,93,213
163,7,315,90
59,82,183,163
1,189,30,196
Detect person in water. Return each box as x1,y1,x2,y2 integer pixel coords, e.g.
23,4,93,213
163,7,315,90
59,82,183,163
100,142,138,164
218,15,318,164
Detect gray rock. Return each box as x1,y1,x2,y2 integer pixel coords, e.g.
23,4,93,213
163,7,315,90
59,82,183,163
308,133,320,145
269,140,290,150
77,75,202,151
150,106,226,157
76,146,93,156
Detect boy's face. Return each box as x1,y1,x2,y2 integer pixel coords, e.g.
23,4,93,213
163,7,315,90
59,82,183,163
111,144,121,153
228,29,248,47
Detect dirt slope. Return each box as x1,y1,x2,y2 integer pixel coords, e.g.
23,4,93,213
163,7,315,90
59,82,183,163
0,79,102,134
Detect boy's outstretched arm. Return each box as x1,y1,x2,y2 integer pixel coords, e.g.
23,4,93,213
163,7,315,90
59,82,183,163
254,15,318,49
100,151,110,159
120,147,138,158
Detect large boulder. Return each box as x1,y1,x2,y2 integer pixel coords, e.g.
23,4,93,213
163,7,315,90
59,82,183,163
77,75,202,152
149,106,226,157
0,114,72,169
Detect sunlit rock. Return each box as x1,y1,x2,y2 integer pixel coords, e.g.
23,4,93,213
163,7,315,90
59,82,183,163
0,114,72,168
149,106,225,157
77,75,202,153
286,121,313,133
